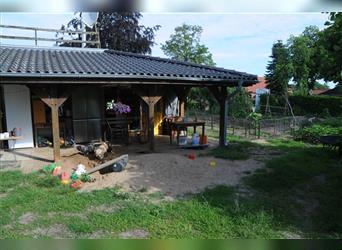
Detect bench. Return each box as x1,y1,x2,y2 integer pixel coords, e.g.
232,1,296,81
318,135,342,157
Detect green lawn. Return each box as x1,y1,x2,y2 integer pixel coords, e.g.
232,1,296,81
0,137,341,239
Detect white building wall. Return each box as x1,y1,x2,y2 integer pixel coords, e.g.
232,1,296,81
3,85,34,149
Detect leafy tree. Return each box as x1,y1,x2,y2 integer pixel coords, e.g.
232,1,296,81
161,23,215,65
288,35,311,95
97,12,160,54
55,13,84,47
265,40,292,96
161,23,217,112
228,89,253,118
288,26,320,95
57,12,160,54
317,12,342,86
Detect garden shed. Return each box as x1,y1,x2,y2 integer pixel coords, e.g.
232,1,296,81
0,45,258,162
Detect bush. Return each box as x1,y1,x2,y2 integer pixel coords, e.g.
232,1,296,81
289,95,342,117
294,124,342,143
319,117,342,127
260,94,342,117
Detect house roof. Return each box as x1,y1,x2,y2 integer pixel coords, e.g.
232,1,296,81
320,86,342,97
0,45,257,85
310,89,330,95
245,76,268,93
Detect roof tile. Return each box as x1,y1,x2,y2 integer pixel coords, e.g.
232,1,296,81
0,46,257,84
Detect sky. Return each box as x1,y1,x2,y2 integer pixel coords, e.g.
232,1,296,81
0,12,330,78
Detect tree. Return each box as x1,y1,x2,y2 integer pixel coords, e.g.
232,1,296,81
97,12,160,54
287,26,320,95
317,12,342,86
161,24,217,112
55,13,85,47
265,40,292,96
161,23,215,65
57,12,160,54
288,35,310,95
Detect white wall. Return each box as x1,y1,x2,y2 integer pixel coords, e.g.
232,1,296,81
3,85,34,149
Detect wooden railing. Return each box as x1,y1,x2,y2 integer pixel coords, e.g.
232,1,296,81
0,24,100,47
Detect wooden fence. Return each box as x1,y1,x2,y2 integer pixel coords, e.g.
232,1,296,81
0,24,100,47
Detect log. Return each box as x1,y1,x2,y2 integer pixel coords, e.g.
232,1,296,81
87,154,129,174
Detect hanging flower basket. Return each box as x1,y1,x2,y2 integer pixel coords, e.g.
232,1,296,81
106,100,131,114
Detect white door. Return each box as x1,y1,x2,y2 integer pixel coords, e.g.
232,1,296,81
3,85,34,149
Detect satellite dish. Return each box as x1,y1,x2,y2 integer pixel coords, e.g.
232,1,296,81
82,12,99,28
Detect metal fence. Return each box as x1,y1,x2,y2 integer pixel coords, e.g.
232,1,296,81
186,110,305,139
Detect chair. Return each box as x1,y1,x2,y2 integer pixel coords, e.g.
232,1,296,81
104,117,130,144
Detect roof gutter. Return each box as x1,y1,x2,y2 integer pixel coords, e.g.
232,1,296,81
0,73,258,85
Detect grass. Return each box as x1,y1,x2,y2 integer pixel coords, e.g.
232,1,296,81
204,140,257,160
0,171,282,239
0,136,341,239
243,143,342,238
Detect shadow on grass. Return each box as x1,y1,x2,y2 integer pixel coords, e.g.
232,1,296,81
1,137,341,239
196,143,342,238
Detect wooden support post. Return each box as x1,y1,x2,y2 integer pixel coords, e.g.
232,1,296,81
208,80,243,147
208,86,228,147
179,98,185,118
50,97,61,162
174,87,190,120
29,86,70,162
140,96,162,151
218,99,228,147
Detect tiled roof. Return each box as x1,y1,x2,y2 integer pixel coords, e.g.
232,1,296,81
311,89,329,95
245,76,268,93
0,46,257,84
319,86,342,97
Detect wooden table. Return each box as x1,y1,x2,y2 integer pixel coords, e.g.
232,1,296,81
169,121,205,145
0,136,23,146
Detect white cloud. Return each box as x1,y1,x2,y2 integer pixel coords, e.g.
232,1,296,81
0,13,330,76
141,13,329,75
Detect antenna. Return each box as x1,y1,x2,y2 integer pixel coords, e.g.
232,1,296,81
82,12,99,28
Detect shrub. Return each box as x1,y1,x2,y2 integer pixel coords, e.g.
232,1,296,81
289,95,342,117
294,124,342,143
260,94,342,117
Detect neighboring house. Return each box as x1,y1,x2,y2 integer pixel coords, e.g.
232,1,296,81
310,86,342,97
310,89,330,96
245,76,269,107
0,45,257,161
318,86,342,97
246,76,268,98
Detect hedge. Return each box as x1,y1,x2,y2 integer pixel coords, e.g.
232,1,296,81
260,94,342,117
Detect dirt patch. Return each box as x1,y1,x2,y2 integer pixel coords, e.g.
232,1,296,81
81,152,264,199
86,204,123,214
281,231,302,239
15,137,268,199
30,224,74,239
84,230,110,239
118,229,149,239
18,212,37,225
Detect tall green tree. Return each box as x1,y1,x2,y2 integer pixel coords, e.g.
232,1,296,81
317,12,342,86
288,26,320,95
161,23,217,112
161,23,215,65
288,35,310,95
265,40,292,96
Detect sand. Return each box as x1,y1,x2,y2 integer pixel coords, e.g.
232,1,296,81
81,151,263,198
2,137,265,198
